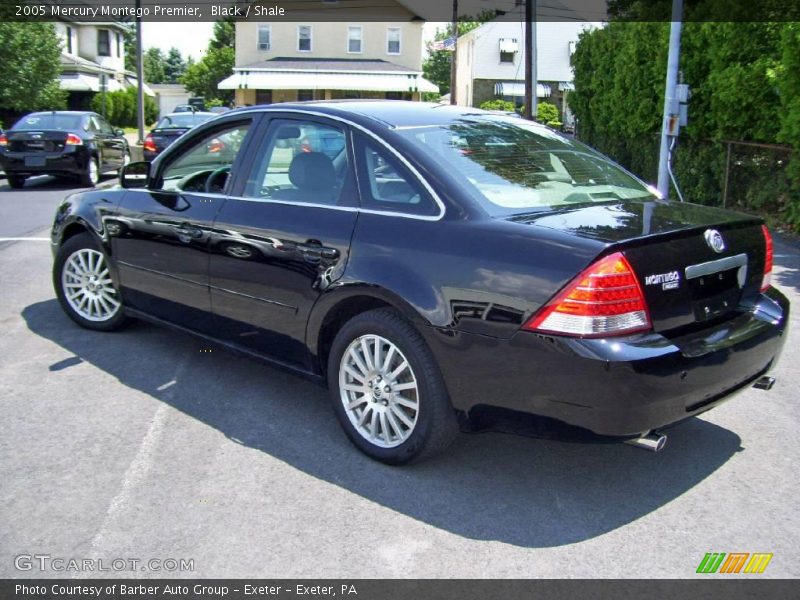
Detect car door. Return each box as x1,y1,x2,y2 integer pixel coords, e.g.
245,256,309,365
95,114,125,167
109,117,258,332
208,114,359,367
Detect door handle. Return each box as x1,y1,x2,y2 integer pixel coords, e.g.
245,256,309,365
299,240,339,262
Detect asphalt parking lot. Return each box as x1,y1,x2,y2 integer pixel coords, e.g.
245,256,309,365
1,176,798,578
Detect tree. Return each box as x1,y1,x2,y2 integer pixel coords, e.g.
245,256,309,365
180,15,236,103
210,20,235,50
123,25,136,72
181,46,234,104
0,23,66,112
422,22,483,96
164,47,187,84
570,15,800,231
143,47,166,84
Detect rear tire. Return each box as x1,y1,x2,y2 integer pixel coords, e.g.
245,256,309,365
327,308,458,464
80,157,99,187
6,174,26,189
53,232,129,331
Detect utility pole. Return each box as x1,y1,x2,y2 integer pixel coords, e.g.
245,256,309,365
135,0,145,143
524,0,537,120
449,0,458,105
657,0,684,199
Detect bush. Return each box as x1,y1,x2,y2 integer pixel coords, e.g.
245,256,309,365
479,99,517,112
90,92,115,123
90,88,157,127
537,102,560,124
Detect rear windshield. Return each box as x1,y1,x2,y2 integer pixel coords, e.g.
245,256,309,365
12,113,84,131
397,118,656,215
156,114,214,129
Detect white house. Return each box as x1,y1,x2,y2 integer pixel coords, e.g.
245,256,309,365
54,20,153,109
454,21,600,125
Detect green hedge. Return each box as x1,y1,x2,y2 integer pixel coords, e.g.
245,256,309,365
90,87,158,127
570,18,800,232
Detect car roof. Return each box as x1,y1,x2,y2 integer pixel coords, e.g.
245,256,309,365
228,100,537,130
26,111,94,116
161,111,216,117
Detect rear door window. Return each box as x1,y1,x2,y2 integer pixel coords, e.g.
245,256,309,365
354,135,439,217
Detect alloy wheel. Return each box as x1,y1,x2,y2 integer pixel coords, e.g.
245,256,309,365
338,334,420,448
88,159,99,185
61,248,121,322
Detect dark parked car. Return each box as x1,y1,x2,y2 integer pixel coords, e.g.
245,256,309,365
50,101,789,464
143,112,217,161
0,111,129,188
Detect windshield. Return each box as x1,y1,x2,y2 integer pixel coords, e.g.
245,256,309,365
156,114,214,129
13,113,84,131
397,118,656,215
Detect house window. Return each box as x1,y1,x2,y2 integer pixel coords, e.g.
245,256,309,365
347,26,362,54
298,25,312,52
116,32,122,57
258,25,271,51
499,38,518,64
297,90,314,102
387,28,401,54
256,90,273,105
66,27,73,54
97,29,111,57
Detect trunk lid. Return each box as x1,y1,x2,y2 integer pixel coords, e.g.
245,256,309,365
507,200,767,334
149,128,189,152
6,130,73,153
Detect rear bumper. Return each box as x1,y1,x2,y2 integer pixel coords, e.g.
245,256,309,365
0,148,88,176
425,289,789,437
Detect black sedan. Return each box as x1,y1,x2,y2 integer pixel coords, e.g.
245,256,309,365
143,111,217,161
0,111,129,188
49,101,789,464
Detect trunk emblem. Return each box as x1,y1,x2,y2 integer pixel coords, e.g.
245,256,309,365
705,229,726,253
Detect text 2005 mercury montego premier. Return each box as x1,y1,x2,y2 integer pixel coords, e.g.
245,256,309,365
50,101,789,464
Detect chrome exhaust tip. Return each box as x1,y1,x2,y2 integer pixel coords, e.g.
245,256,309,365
625,431,667,452
753,376,776,391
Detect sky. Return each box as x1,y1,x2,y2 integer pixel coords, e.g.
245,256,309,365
141,22,215,60
141,21,444,60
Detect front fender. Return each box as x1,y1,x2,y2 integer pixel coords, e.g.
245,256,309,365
51,189,125,254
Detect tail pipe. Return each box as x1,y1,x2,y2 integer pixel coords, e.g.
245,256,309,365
753,376,776,391
625,431,667,453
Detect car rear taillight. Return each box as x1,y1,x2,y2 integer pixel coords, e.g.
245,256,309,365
65,133,82,145
143,135,157,153
0,134,7,147
761,224,773,292
523,251,652,338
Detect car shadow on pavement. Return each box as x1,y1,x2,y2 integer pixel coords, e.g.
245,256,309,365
23,299,744,549
0,174,114,192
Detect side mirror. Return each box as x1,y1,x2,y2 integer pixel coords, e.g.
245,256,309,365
114,128,125,137
120,161,150,189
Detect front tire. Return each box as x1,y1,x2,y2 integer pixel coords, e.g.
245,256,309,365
6,174,26,189
327,308,458,464
53,232,129,331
